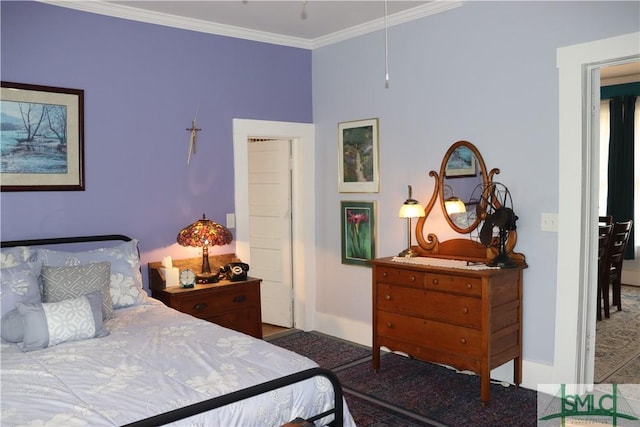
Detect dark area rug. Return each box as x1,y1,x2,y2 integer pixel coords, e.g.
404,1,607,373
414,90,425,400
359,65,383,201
338,353,537,426
268,331,371,369
269,331,538,426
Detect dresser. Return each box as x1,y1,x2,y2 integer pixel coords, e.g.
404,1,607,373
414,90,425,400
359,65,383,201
149,257,263,339
370,256,525,403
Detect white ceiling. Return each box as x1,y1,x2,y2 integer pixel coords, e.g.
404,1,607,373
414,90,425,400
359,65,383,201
43,0,461,48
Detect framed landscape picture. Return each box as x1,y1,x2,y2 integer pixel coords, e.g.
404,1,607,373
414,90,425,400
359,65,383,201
338,118,379,193
340,200,376,266
1,81,84,191
445,145,476,177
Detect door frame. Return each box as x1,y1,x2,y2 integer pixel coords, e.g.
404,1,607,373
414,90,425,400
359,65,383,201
555,32,639,388
233,119,316,331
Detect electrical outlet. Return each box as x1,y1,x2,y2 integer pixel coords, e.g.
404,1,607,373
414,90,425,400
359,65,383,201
541,213,559,232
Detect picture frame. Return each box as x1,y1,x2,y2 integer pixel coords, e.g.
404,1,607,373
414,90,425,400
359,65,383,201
338,118,379,193
444,145,476,177
340,200,376,266
1,81,85,191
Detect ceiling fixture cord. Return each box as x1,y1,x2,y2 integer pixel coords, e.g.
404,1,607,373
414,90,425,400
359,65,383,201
384,0,389,88
301,0,308,20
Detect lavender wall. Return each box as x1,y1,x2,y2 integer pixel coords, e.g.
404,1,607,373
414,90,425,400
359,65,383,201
1,1,311,283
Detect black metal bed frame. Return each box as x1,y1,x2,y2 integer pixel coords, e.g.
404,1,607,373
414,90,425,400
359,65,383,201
1,235,345,427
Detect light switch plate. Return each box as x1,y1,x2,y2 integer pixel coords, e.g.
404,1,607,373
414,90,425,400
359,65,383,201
226,213,235,229
541,213,559,232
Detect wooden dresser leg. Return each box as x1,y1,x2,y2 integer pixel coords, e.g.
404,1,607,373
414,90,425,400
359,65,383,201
481,375,490,404
372,346,380,371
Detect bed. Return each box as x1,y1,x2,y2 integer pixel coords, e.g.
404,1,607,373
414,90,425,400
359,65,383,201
0,235,354,426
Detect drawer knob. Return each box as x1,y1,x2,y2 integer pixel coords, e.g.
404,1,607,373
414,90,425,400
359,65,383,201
432,279,439,285
383,272,389,277
385,294,391,300
193,302,208,311
233,295,247,303
466,283,472,289
460,338,467,344
386,321,393,328
409,275,416,282
462,307,469,314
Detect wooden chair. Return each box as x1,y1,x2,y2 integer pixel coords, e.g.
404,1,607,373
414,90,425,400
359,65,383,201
607,220,633,313
599,215,613,225
597,224,613,320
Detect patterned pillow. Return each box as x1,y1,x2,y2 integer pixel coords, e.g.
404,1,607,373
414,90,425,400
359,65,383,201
0,261,43,318
16,290,109,351
37,240,146,308
42,262,114,320
0,246,37,269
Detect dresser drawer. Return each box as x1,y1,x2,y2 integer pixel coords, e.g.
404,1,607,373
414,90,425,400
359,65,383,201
176,284,259,319
375,266,425,288
377,284,481,328
377,311,482,357
425,273,482,296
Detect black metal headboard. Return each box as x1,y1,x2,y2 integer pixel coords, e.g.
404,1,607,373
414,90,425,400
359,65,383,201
1,235,132,248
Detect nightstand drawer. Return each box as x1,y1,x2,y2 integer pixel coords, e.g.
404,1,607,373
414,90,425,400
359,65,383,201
210,308,262,338
178,284,259,318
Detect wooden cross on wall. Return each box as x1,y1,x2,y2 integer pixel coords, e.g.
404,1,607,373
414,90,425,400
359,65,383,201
186,106,201,165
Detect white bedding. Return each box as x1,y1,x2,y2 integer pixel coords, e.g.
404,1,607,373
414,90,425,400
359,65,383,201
1,299,355,426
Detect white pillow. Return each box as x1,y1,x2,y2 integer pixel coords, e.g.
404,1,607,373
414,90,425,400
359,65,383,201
0,261,43,318
37,240,146,308
16,290,109,351
0,246,37,269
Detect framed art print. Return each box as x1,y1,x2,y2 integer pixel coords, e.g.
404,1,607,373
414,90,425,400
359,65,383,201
338,118,379,193
341,200,376,266
1,81,85,191
444,144,476,177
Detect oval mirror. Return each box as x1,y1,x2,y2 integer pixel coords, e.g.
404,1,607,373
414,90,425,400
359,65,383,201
439,141,488,234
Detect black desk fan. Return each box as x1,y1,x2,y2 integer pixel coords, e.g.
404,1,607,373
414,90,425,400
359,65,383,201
472,182,519,268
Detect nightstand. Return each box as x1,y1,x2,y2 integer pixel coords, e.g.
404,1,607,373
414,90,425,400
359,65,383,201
148,257,263,339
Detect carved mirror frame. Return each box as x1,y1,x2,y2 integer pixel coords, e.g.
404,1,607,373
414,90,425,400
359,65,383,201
414,140,522,263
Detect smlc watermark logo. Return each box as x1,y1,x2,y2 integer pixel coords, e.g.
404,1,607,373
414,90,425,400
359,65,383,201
538,384,640,426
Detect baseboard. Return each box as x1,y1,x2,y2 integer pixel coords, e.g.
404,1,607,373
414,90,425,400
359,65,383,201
314,311,555,392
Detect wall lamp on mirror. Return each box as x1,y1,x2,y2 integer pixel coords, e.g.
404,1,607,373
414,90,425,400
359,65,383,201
177,213,233,283
398,185,425,257
443,184,467,215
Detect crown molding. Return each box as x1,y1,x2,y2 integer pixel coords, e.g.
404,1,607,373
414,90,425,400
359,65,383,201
38,1,464,50
311,1,463,49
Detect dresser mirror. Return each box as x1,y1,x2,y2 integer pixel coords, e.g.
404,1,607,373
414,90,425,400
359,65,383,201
415,140,511,262
440,141,489,233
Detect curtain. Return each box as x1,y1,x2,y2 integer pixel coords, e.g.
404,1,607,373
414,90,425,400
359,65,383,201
607,95,636,259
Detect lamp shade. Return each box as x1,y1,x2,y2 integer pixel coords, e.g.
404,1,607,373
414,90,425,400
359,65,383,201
177,214,233,248
398,200,425,219
445,197,467,215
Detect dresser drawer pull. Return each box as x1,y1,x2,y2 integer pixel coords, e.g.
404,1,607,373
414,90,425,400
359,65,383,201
386,321,393,328
193,302,208,311
460,338,467,344
233,295,247,303
382,271,389,277
462,307,469,314
466,283,473,289
385,294,391,300
432,278,439,285
409,275,416,282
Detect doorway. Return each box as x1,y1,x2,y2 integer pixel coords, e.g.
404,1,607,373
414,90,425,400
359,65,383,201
247,138,294,327
232,119,317,332
556,32,640,388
